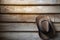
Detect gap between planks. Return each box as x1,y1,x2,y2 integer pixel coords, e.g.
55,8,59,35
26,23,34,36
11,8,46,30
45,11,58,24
0,13,60,15
0,4,60,6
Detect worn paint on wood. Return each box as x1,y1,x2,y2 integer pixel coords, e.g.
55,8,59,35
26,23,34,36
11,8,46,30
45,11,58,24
0,6,60,13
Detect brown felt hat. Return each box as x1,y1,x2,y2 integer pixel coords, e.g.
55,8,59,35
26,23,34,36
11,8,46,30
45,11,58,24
36,15,56,40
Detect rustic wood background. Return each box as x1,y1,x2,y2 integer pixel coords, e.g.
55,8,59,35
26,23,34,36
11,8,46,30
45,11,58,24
0,0,60,40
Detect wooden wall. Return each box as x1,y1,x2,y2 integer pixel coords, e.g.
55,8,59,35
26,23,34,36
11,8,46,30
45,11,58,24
0,0,60,40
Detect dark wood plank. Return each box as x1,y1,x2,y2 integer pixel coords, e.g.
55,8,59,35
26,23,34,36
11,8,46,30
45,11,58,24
0,4,60,6
0,23,60,31
0,13,60,15
0,6,60,13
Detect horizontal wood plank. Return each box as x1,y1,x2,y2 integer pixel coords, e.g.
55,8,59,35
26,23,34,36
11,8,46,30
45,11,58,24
0,15,60,22
0,15,55,22
54,15,60,22
0,32,60,40
0,23,60,31
0,23,37,31
1,15,60,22
0,15,38,22
0,6,60,13
0,32,41,40
0,0,60,4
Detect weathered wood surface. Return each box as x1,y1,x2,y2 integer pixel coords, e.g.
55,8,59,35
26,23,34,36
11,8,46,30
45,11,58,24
0,15,38,22
54,15,60,22
0,32,41,40
0,23,60,31
0,15,54,22
0,0,60,40
0,0,60,4
0,6,60,13
0,15,60,22
0,32,60,40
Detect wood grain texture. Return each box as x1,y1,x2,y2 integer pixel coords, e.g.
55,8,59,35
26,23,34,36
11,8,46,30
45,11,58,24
0,0,60,40
54,15,60,22
0,6,60,13
0,15,38,22
0,23,60,31
0,14,60,22
0,0,60,4
0,32,60,40
0,15,55,22
0,23,37,31
0,32,41,40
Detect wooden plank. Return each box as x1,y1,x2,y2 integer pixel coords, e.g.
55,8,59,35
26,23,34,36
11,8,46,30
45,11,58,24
0,6,60,13
0,23,37,31
0,15,55,22
0,32,60,40
0,14,60,22
54,23,60,31
0,32,41,40
0,0,60,4
0,15,38,22
0,23,60,31
54,15,60,22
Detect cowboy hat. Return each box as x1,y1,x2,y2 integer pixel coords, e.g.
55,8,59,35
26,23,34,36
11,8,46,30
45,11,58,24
36,15,56,40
